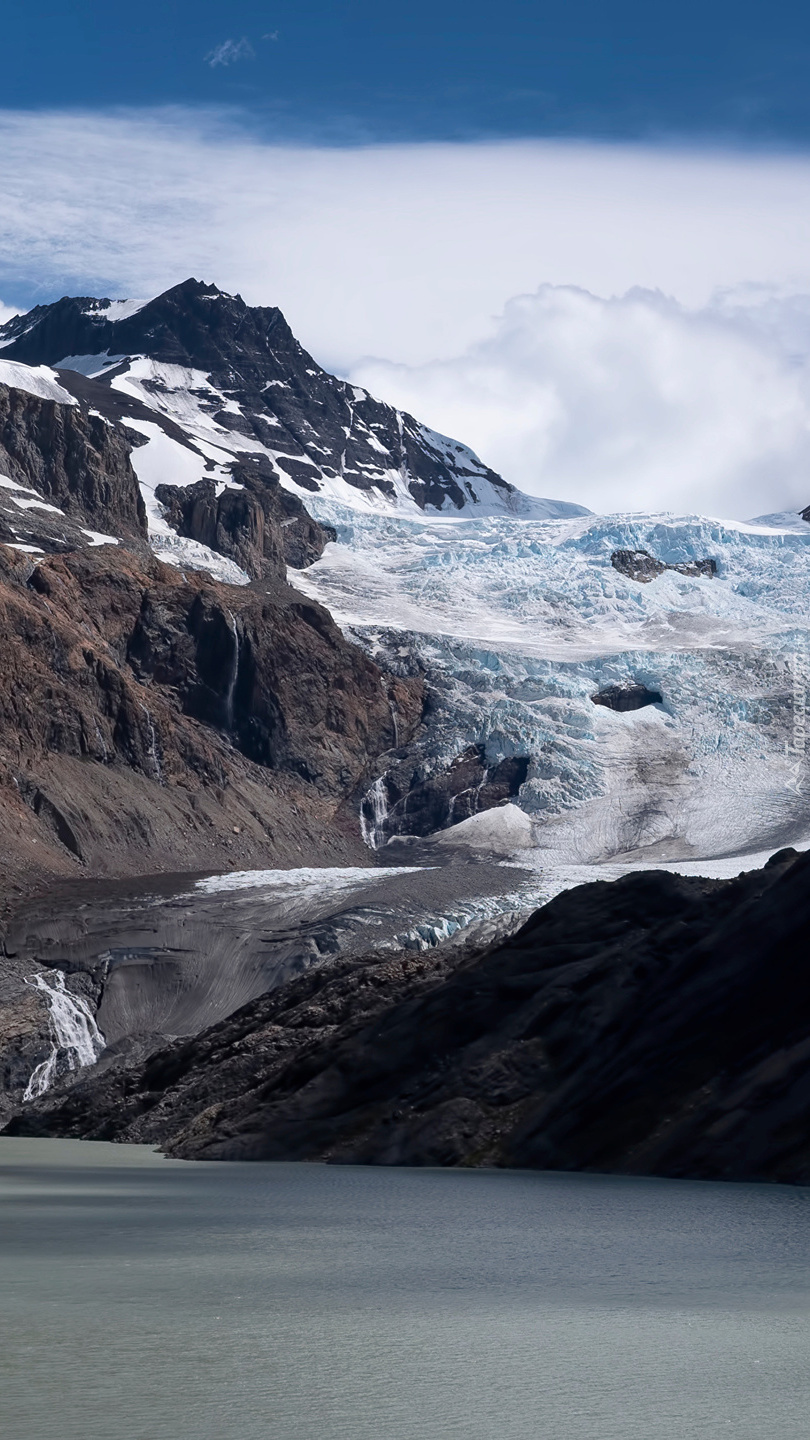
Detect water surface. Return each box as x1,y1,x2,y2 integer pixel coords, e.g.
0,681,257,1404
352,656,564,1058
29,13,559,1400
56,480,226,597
1,1138,808,1439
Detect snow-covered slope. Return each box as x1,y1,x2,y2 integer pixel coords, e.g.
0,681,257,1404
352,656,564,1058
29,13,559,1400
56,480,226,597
293,499,810,869
0,280,585,527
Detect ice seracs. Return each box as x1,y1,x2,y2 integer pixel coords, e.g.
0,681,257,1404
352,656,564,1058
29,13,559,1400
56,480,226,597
295,500,810,871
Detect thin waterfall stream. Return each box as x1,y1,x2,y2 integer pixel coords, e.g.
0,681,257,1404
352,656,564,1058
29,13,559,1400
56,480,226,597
224,611,240,729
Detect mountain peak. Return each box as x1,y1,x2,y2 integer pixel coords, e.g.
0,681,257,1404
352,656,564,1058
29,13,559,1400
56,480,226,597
0,280,561,518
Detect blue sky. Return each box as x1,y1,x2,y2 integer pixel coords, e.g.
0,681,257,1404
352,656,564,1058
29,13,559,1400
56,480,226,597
6,0,810,143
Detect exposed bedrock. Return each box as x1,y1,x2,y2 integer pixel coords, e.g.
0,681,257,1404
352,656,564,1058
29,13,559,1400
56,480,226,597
0,541,423,897
155,457,335,581
360,744,530,844
591,682,663,712
611,548,717,583
0,382,146,539
12,847,810,1186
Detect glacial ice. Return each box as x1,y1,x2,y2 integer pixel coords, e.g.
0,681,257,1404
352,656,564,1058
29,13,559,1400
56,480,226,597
294,500,810,871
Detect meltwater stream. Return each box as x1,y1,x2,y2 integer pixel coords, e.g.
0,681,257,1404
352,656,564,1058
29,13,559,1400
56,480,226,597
23,973,105,1101
1,1139,808,1440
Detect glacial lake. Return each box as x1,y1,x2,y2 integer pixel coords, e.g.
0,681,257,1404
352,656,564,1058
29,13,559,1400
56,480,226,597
1,1139,808,1440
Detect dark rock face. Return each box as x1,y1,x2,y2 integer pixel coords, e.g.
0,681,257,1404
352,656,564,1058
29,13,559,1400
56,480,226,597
0,857,527,1123
154,456,333,581
0,279,517,514
361,745,530,842
0,382,146,539
592,683,663,712
611,549,717,583
12,847,810,1187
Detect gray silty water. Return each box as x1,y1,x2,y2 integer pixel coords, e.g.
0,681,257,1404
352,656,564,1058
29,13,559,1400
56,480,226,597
8,860,535,1046
1,1139,809,1440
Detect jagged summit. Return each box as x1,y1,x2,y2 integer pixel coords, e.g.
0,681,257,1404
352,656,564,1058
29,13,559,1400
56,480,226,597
1,279,578,519
0,279,291,377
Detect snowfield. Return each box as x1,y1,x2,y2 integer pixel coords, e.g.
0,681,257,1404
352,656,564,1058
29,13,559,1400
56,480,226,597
293,501,810,872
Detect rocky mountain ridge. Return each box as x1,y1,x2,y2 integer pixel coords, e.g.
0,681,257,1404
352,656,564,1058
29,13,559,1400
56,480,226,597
0,279,565,896
0,279,543,520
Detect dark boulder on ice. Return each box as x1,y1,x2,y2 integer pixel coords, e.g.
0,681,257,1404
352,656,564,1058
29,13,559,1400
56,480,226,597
611,548,667,582
592,682,663,712
611,548,717,583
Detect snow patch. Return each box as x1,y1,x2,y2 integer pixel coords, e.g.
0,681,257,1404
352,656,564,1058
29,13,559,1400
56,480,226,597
152,532,250,586
195,864,425,896
0,360,77,406
80,527,120,547
82,298,148,322
434,803,535,854
55,353,129,377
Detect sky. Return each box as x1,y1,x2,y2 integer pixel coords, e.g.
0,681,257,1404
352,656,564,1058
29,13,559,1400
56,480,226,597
4,3,810,516
6,1,810,145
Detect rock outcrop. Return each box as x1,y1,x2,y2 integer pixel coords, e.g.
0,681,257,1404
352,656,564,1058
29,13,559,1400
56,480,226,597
12,847,810,1186
592,682,663,712
611,548,717,583
154,456,334,581
0,382,146,539
361,745,530,844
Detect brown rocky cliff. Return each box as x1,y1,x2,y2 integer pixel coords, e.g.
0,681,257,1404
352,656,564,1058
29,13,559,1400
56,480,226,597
0,542,423,901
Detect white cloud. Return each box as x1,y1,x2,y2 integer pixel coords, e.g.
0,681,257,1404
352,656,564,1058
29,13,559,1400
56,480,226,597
4,110,810,513
352,286,810,518
4,112,810,374
205,38,255,67
0,301,20,326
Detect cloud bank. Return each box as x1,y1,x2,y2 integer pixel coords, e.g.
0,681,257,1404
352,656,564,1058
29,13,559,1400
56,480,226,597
5,111,810,367
352,286,810,519
3,109,810,514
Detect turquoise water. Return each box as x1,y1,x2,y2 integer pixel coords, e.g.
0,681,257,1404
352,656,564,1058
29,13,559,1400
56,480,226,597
1,1138,808,1439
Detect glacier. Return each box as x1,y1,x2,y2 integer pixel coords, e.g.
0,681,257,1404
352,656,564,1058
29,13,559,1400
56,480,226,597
292,501,810,874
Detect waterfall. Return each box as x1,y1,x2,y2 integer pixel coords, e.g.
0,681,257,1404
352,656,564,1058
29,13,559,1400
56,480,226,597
360,777,389,850
139,703,163,782
224,610,240,729
23,972,105,1102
